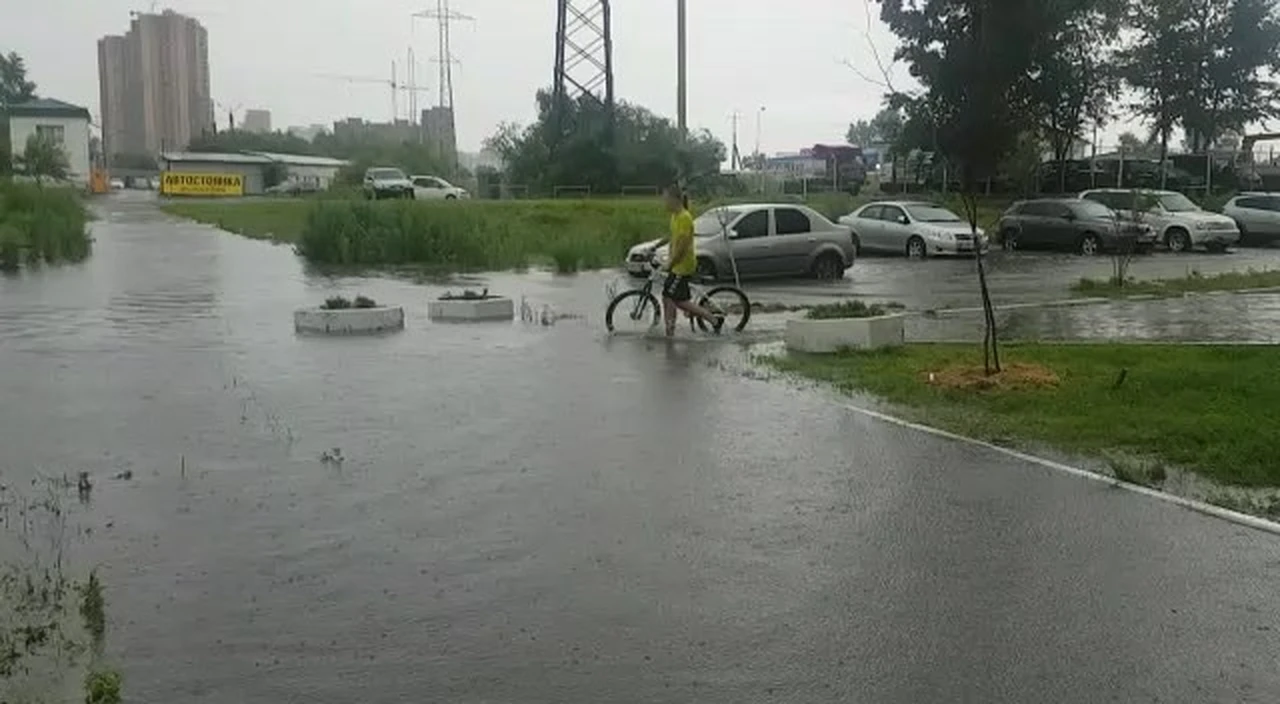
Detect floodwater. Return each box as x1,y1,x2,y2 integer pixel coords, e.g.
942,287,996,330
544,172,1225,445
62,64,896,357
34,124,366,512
2,192,1279,703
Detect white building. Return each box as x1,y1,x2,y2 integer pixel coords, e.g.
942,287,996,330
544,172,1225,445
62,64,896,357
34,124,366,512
5,98,93,185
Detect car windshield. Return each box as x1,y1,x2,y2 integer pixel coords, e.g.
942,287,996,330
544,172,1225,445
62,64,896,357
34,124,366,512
370,169,405,180
1073,200,1115,219
693,209,741,237
1158,192,1200,212
903,204,962,223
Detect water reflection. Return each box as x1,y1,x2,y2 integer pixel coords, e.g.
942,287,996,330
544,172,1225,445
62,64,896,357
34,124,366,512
909,293,1280,342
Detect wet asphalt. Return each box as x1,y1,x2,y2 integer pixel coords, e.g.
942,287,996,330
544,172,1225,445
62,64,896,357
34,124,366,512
1,192,1278,702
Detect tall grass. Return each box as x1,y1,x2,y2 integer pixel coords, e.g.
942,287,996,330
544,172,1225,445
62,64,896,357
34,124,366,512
299,198,666,271
0,180,91,270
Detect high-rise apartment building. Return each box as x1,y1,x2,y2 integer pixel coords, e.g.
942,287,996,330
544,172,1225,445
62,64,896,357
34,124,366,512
242,109,271,134
421,106,458,171
97,9,213,161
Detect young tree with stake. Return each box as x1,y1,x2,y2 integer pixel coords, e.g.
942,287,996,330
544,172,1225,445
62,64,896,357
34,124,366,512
878,0,1060,374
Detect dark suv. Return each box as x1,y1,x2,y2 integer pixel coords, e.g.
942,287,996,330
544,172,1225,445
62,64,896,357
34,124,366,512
997,198,1153,255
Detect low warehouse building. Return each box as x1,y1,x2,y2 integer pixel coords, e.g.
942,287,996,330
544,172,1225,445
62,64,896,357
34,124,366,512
158,151,349,196
160,151,273,196
248,152,347,190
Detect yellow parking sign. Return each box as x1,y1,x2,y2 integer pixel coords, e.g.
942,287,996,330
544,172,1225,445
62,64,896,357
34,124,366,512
161,172,244,196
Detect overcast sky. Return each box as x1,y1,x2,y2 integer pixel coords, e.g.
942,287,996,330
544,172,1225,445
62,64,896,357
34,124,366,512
11,0,1144,154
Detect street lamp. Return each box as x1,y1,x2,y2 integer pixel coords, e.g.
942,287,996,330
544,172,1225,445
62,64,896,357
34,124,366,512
755,106,767,193
677,0,687,135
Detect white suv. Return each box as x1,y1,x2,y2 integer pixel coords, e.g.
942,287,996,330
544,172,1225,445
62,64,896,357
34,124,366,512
411,175,469,200
363,167,415,200
1078,188,1240,253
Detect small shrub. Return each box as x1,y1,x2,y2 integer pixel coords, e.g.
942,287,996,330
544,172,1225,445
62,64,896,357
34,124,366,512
806,300,889,320
0,180,91,268
353,295,378,308
322,296,352,310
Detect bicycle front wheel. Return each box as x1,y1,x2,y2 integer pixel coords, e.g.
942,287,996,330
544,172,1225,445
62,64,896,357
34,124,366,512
605,289,662,333
696,285,751,333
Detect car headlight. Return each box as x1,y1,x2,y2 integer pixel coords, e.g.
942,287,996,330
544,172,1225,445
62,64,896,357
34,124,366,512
1195,221,1211,230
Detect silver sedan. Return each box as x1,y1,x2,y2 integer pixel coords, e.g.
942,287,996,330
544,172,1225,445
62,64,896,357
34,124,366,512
624,203,857,281
839,200,986,258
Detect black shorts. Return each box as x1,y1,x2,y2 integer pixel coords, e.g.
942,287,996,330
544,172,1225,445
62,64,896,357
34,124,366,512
662,273,693,302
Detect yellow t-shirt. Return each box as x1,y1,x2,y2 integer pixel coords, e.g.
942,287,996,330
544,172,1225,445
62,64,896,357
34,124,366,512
669,209,697,276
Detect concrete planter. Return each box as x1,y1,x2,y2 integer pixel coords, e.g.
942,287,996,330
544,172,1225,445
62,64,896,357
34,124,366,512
428,296,515,322
785,314,905,353
294,306,406,335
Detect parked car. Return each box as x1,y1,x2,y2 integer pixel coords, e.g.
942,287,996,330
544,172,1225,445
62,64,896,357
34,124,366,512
108,178,125,190
362,167,415,200
1078,188,1239,252
265,180,321,196
624,203,856,281
838,200,984,258
411,175,469,200
1222,192,1280,246
996,198,1149,255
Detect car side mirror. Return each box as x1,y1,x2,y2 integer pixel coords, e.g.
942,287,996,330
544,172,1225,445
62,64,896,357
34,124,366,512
898,215,909,225
726,229,739,239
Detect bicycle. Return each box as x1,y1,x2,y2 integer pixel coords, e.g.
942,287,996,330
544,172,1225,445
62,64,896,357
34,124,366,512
604,255,752,334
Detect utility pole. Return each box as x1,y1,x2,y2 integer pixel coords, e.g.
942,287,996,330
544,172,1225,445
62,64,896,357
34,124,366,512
414,0,474,174
677,0,687,135
730,110,741,171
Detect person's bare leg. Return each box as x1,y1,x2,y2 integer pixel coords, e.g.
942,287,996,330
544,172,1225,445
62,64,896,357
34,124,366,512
675,300,718,323
663,297,678,336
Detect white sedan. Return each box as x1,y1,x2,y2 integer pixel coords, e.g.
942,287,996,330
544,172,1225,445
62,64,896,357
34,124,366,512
839,200,986,258
411,175,469,200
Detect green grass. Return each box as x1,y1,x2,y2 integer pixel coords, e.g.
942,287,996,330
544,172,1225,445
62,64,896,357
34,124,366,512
161,198,311,242
768,343,1280,487
806,300,891,319
1072,268,1280,297
160,192,1011,273
0,179,92,269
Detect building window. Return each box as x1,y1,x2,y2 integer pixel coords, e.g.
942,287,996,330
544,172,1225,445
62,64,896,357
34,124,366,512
36,125,66,147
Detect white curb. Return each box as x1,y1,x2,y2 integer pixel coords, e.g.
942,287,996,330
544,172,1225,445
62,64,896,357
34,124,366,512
840,403,1280,537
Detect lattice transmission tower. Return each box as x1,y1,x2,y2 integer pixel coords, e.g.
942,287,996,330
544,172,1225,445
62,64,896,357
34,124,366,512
553,0,614,112
553,0,616,188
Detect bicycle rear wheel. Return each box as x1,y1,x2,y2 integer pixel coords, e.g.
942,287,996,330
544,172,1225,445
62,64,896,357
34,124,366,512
696,285,751,333
605,289,661,333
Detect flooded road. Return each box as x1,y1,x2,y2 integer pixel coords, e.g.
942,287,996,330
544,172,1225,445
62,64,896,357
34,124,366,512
2,193,1279,703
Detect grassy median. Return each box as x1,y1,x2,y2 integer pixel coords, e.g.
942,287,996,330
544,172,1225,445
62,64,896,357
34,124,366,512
1073,268,1280,298
768,342,1280,487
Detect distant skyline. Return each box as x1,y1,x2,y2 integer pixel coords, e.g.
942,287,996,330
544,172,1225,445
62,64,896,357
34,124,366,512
14,0,1155,156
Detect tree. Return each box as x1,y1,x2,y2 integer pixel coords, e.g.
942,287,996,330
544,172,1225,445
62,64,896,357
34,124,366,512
0,51,38,175
1117,0,1188,169
1116,131,1158,158
0,51,37,107
1120,0,1280,169
16,132,68,184
846,119,877,147
1031,0,1124,192
1177,0,1280,152
845,107,905,148
485,91,726,196
881,0,1060,373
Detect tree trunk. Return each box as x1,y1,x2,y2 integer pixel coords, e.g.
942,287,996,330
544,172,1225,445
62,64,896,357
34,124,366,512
961,185,1000,375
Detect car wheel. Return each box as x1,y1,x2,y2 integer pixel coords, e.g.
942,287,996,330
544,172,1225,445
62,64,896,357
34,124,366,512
906,236,927,259
811,252,845,280
1000,229,1018,251
445,194,457,200
1078,233,1101,256
695,257,717,281
1166,228,1192,253
1236,221,1252,246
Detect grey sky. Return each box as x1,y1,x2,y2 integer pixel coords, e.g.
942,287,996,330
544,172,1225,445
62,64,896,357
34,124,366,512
12,0,916,154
